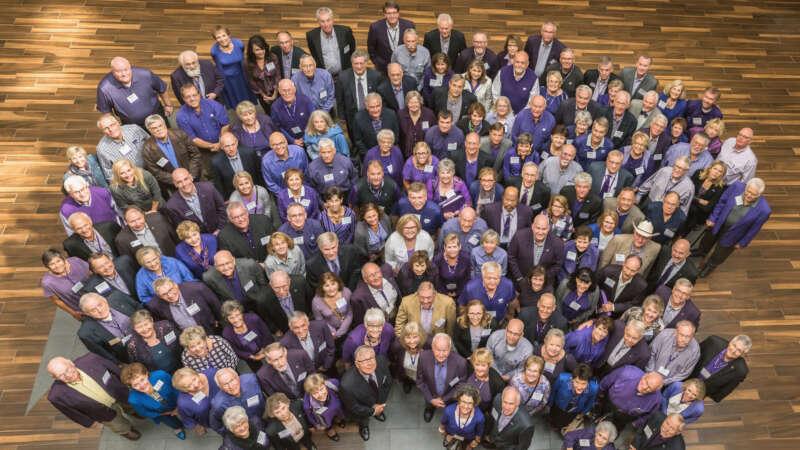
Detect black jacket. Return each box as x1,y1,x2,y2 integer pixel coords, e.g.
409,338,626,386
63,221,121,260
306,25,356,72
216,214,276,262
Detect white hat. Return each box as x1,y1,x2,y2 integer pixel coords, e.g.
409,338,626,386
632,220,658,238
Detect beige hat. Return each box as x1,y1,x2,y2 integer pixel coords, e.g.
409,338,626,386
632,220,659,238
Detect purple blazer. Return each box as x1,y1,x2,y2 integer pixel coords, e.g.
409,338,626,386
398,106,436,158
416,351,468,404
367,18,416,73
363,145,406,186
222,312,274,360
147,281,221,335
47,353,129,427
432,250,471,299
126,320,182,372
280,319,336,370
342,322,395,364
655,285,701,329
508,230,565,283
350,264,400,326
708,181,771,247
170,59,225,105
558,240,599,283
427,177,472,216
302,379,345,429
594,319,650,373
523,35,566,73
166,181,228,234
255,348,315,399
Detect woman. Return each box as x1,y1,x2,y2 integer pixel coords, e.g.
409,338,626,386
134,246,197,304
541,124,568,160
303,110,349,160
565,315,613,364
558,226,599,283
229,171,279,224
684,160,727,235
390,321,427,393
548,363,598,432
384,214,435,273
398,91,437,158
341,307,394,364
220,300,274,372
621,131,656,187
264,231,306,277
465,348,506,413
439,384,485,450
518,265,554,308
230,101,277,157
265,393,315,450
320,186,355,244
543,194,574,241
588,211,620,253
661,378,706,424
567,111,592,145
510,355,551,416
122,363,186,439
175,221,218,279
562,420,617,450
302,374,345,441
396,250,439,296
428,158,472,220
434,233,472,298
555,267,600,327
244,35,280,114
453,299,497,358
470,230,507,279
173,367,219,437
485,96,515,140
353,203,392,262
469,167,503,215
363,129,405,185
211,26,256,109
669,117,689,144
503,133,539,185
109,159,163,213
220,405,269,449
179,325,238,371
462,60,493,113
421,53,454,106
40,248,90,321
457,102,491,137
658,79,688,123
535,329,576,386
496,35,521,67
276,168,321,222
311,272,353,339
621,294,666,343
598,79,623,107
541,70,568,116
402,141,440,190
126,310,182,373
62,145,107,189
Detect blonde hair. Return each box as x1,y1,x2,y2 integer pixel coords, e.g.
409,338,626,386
469,347,494,366
305,110,335,136
110,159,146,189
662,79,686,99
268,231,295,254
176,220,201,240
65,145,87,162
398,321,427,351
395,213,422,234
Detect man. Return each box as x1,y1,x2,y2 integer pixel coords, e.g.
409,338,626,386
574,117,614,168
278,203,325,258
202,250,270,316
518,292,567,345
492,51,539,114
149,277,221,334
510,95,555,150
306,138,358,194
584,56,619,102
512,162,550,216
256,342,315,399
486,386,535,450
598,366,663,429
417,333,468,422
280,311,336,372
85,252,138,302
210,368,264,433
554,84,605,126
629,90,660,130
291,55,335,113
95,113,150,181
391,28,430,86
486,319,533,380
367,1,415,74
621,54,658,101
645,192,686,245
260,132,309,195
424,110,465,159
352,93,400,159
630,412,686,450
270,79,314,147
211,132,263,198
339,346,393,441
646,320,700,386
392,182,444,235
114,206,177,261
458,261,517,321
684,86,723,130
663,132,713,176
46,354,141,440
166,168,227,235
217,202,275,261
395,281,457,338
270,31,307,79
603,187,645,234
595,255,649,316
439,206,488,253
96,56,174,127
647,239,698,292
594,319,649,379
170,50,224,105
655,279,701,329
77,292,142,364
261,271,313,334
481,186,534,248
307,232,367,291
337,50,381,142
560,172,603,227
60,176,121,235
349,160,401,211
524,21,566,78
431,74,477,122
717,127,757,184
480,122,513,160
306,7,356,76
63,212,120,261
699,178,771,277
545,48,582,97
350,262,401,324
642,116,673,160
508,214,565,284
691,334,751,402
449,132,493,188
377,61,418,112
142,113,202,194
454,32,499,78
175,83,230,155
637,157,695,215
599,220,661,276
539,144,583,195
588,150,633,199
423,13,467,65
602,90,637,148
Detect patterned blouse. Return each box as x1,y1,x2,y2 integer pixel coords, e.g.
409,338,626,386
180,335,239,372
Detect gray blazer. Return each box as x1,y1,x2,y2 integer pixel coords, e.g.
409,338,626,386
602,197,645,234
628,99,658,130
620,66,658,101
555,278,600,327
480,136,513,174
229,185,282,231
353,214,393,257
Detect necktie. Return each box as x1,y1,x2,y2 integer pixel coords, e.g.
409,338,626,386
330,259,340,275
368,374,379,392
520,188,529,206
280,371,297,395
657,262,676,286
371,118,382,133
600,174,612,195
503,213,511,237
193,77,201,92
357,77,366,110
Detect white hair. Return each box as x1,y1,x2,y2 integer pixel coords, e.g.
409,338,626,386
363,307,386,326
746,177,765,195
63,175,88,194
178,50,199,65
437,13,453,25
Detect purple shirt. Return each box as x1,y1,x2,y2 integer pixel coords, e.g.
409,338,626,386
278,219,324,258
457,276,516,319
510,108,555,149
700,348,729,380
96,66,167,125
291,69,335,112
276,185,321,222
99,308,134,339
684,100,723,130
599,365,662,425
573,132,614,169
402,156,440,186
306,154,357,194
321,207,356,244
260,145,309,194
565,326,608,364
176,99,230,143
270,93,314,141
342,322,394,363
432,251,471,298
426,177,472,216
503,148,540,180
363,145,406,185
177,368,219,429
424,126,465,159
41,257,91,312
60,187,119,235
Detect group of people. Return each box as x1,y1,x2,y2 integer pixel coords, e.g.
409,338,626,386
44,2,766,449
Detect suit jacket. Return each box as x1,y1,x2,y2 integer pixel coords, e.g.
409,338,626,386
453,47,500,78
422,29,467,65
265,400,312,450
352,108,400,158
77,294,143,364
416,351,468,403
587,162,634,199
545,63,583,98
261,274,313,333
690,335,748,402
63,221,121,260
350,264,401,325
47,353,129,427
594,319,650,377
559,186,603,227
518,306,567,346
166,181,227,234
84,255,139,302
646,246,698,293
602,109,638,148
367,18,415,73
431,86,478,120
654,285,701,329
377,75,418,111
599,234,661,277
449,148,494,182
306,243,367,291
170,59,225,105
511,180,551,216
480,202,534,239
280,319,336,370
508,230,565,283
602,197,645,234
595,264,648,315
202,257,269,314
114,211,178,261
523,35,566,73
488,392,536,450
628,100,658,130
216,215,275,262
146,281,221,334
336,68,381,136
395,291,457,338
270,46,307,79
555,98,605,126
708,181,771,247
256,349,315,399
211,145,263,198
620,67,658,100
630,411,685,450
339,354,393,418
141,129,203,194
583,70,620,93
306,24,356,72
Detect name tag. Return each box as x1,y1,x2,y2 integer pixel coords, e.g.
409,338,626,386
614,130,623,138
692,117,702,126
129,238,143,248
244,280,254,292
184,210,194,217
315,406,328,415
735,195,743,206
424,165,433,173
663,229,675,238
449,376,460,387
569,301,582,311
487,310,496,317
323,173,334,182
531,203,542,210
318,341,327,352
658,100,667,109
532,391,543,401
578,212,589,219
185,303,200,315
149,379,164,392
544,362,555,373
264,61,275,72
591,237,598,245
292,68,300,75
164,330,176,344
246,201,257,212
336,298,347,309
297,371,307,381
240,330,257,342
492,409,499,420
247,395,260,407
291,126,302,134
95,281,111,294
700,367,711,379
464,235,479,248
658,366,670,376
126,93,138,103
156,157,169,167
566,251,576,261
294,236,304,245
604,277,616,288
635,166,644,175
343,45,350,53
102,370,110,385
579,438,591,447
566,139,573,145
300,198,310,207
644,329,653,338
121,334,131,344
510,156,520,164
614,253,625,263
342,216,352,225
448,142,457,150
260,236,270,245
483,62,489,70
452,434,464,441
71,282,84,293
119,143,132,155
541,152,549,159
422,121,430,129
481,329,491,337
590,82,596,88
587,151,596,159
257,430,267,445
604,192,614,198
435,317,446,327
386,164,393,173
654,153,662,161
278,429,292,439
644,425,653,438
319,90,327,99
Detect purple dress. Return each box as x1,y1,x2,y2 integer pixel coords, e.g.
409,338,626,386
426,176,471,216
402,156,440,186
210,38,257,109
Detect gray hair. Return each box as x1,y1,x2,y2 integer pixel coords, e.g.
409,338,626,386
575,110,593,126
316,231,338,247
222,405,248,430
363,307,386,326
67,211,91,226
288,310,309,326
432,332,452,350
575,84,592,96
318,137,335,150
574,172,593,186
731,334,753,352
351,49,368,62
651,113,669,127
144,113,166,129
226,201,246,217
315,7,333,19
178,50,199,65
502,385,521,403
365,92,382,104
437,158,455,175
595,421,618,443
299,54,315,66
96,113,119,129
746,177,766,195
437,13,453,25
481,261,502,275
78,292,106,312
615,90,631,104
403,28,418,39
643,90,659,101
674,155,691,168
626,319,646,334
63,175,88,194
376,129,395,142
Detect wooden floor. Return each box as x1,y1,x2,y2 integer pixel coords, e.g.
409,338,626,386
0,0,799,448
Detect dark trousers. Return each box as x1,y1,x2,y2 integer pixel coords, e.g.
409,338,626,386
699,228,737,269
602,397,638,432
548,404,578,429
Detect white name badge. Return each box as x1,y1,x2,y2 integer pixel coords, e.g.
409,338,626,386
445,190,456,199
566,251,576,261
164,330,177,344
663,229,675,238
700,368,711,379
95,281,111,294
424,165,433,173
297,371,307,381
614,130,624,138
119,143,132,155
153,380,164,391
566,139,573,145
587,151,596,160
614,253,625,263
245,201,257,212
492,409,499,420
102,370,111,385
291,68,300,75
468,235,479,246
692,117,702,126
579,212,589,219
569,301,582,311
244,280,254,291
541,152,549,159
735,195,743,206
635,166,644,175
300,198,310,207
510,156,520,164
448,142,457,150
342,216,352,224
644,425,653,438
122,334,132,345
483,62,490,70
294,236,304,245
323,173,335,182
291,126,302,134
336,298,347,309
531,203,542,210
445,283,457,290
487,310,497,317
319,90,327,99
430,79,441,87
186,303,201,315
422,121,430,129
435,317,446,327
257,430,267,445
343,45,350,53
481,329,491,337
386,164,393,173
156,157,169,167
658,100,667,109
532,391,543,401
644,329,654,338
71,282,84,293
266,62,275,72
261,235,270,245
658,366,670,376
130,238,143,247
126,93,138,103
579,438,591,447
318,341,327,352
604,277,616,288
449,376,460,387
604,192,614,198
654,153,662,161
243,330,258,342
278,429,292,439
247,395,260,407
544,362,555,373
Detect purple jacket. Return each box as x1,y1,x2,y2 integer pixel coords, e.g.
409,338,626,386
508,230,565,283
302,379,345,429
655,285,701,329
170,59,225,105
166,181,228,234
416,350,468,404
222,312,275,360
146,281,221,335
280,319,335,370
523,35,566,73
350,264,400,326
594,319,650,373
255,349,315,399
708,181,771,247
558,240,599,283
363,145,406,186
367,18,416,73
342,322,395,364
60,186,119,233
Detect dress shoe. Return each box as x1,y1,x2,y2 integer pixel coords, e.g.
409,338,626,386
326,430,340,441
423,406,435,423
359,424,370,441
374,412,386,422
121,429,141,441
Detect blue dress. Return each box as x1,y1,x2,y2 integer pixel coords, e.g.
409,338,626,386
211,38,257,109
128,370,183,429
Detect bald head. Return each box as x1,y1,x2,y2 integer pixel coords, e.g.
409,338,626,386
110,57,132,84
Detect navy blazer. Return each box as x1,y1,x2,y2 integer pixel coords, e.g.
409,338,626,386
655,285,701,329
596,264,648,315
431,86,478,120
255,348,315,399
166,181,228,234
306,24,356,72
690,335,748,402
523,35,566,73
216,214,276,262
147,281,221,335
508,230,565,284
202,258,270,315
480,201,534,240
211,145,263,198
422,29,467,65
352,108,400,159
77,294,143,364
377,75,418,111
269,46,307,79
583,70,620,92
336,68,381,137
416,350,468,403
594,319,650,377
339,354,393,418
367,18,415,73
261,274,313,333
170,59,225,105
349,264,401,326
646,246,698,293
488,392,535,450
306,243,367,292
280,319,336,370
509,180,551,216
559,185,604,227
708,181,771,248
63,221,121,261
587,161,634,199
84,257,140,304
631,411,685,450
555,98,605,126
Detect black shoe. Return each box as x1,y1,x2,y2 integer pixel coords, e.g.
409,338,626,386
359,425,370,441
698,265,715,278
374,412,386,422
402,380,413,394
423,406,435,423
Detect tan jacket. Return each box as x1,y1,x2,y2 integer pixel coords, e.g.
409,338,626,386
602,197,646,234
395,292,456,338
598,233,661,277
